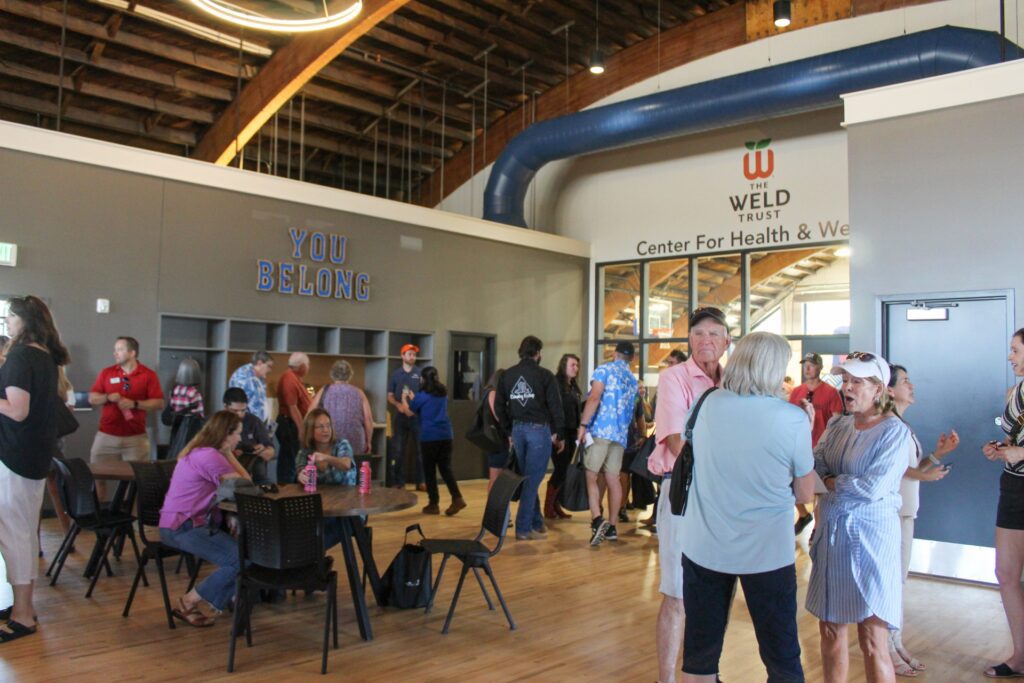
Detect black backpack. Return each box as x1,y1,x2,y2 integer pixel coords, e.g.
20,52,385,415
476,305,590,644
464,389,505,453
380,524,433,609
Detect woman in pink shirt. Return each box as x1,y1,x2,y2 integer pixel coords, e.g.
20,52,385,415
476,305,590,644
160,411,250,627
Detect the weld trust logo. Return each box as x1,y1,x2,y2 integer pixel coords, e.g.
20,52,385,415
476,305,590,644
743,138,774,180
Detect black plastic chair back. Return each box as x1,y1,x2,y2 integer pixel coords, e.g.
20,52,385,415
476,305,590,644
236,494,325,571
53,457,100,519
130,461,175,542
482,470,524,540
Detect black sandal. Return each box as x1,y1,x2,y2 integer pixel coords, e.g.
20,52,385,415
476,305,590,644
0,607,10,621
0,619,37,644
985,663,1024,679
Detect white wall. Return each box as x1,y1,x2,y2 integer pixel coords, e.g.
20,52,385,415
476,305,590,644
439,0,1022,249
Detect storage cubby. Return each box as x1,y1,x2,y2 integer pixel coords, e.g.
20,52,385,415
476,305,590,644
160,313,432,484
387,331,433,360
339,328,385,356
161,315,225,350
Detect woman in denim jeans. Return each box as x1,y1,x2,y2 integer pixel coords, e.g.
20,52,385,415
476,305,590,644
160,411,251,627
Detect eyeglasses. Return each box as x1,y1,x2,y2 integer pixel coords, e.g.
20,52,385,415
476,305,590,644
121,376,131,392
806,390,815,402
846,351,876,362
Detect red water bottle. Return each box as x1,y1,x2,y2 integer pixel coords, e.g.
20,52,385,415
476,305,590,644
359,461,371,494
304,454,318,493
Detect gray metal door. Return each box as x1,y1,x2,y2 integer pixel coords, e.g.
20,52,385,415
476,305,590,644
883,293,1014,549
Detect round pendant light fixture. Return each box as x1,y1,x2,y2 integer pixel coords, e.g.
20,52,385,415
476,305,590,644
190,0,363,33
773,0,792,28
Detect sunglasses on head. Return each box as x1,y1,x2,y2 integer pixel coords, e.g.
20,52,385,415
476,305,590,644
846,351,876,362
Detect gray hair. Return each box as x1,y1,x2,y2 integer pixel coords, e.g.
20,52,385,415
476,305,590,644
721,332,792,397
330,359,353,382
175,357,203,387
251,350,273,365
288,352,310,369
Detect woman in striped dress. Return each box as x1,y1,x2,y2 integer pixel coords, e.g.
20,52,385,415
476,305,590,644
806,352,911,683
981,328,1024,679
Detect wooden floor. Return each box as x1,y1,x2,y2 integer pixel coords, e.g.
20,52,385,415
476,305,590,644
0,479,1011,682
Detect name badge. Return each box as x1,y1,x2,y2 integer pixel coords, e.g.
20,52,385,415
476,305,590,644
110,377,121,384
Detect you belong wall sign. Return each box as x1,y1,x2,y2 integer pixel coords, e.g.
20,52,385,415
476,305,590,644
257,228,370,302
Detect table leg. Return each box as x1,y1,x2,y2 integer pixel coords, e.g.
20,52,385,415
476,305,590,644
350,518,383,606
337,518,373,641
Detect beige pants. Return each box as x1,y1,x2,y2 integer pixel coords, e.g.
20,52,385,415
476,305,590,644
90,431,150,463
0,459,46,585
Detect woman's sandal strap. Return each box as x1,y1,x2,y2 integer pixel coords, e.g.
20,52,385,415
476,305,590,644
0,620,38,643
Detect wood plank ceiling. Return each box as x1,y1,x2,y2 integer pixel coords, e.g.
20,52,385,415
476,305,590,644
0,0,742,202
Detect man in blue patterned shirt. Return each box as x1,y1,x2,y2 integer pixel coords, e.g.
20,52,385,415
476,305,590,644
578,341,639,546
228,350,274,424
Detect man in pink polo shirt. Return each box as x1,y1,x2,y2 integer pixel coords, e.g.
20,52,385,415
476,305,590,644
649,307,731,683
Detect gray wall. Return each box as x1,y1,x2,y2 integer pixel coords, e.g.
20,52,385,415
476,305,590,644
848,94,1024,351
0,148,589,466
847,93,1024,547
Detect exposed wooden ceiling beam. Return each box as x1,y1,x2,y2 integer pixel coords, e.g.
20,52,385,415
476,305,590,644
404,1,566,78
0,27,234,101
0,61,216,123
0,89,196,145
0,0,257,79
192,0,412,166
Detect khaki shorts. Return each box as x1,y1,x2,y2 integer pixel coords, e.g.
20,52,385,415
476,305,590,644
657,475,685,598
90,431,151,463
583,437,625,475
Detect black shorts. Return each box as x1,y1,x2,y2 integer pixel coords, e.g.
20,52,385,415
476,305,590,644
996,472,1024,530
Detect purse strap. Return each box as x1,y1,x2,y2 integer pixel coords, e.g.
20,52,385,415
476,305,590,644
684,387,718,441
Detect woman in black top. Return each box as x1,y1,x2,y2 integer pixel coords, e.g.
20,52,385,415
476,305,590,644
544,354,582,520
0,296,69,643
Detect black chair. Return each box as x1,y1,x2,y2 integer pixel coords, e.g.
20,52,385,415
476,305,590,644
420,469,524,634
46,458,143,598
229,493,339,675
122,460,203,629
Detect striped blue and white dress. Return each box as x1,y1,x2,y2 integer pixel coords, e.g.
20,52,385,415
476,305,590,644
805,414,911,627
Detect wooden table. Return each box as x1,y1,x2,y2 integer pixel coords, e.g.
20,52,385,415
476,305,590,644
88,460,135,481
222,484,417,641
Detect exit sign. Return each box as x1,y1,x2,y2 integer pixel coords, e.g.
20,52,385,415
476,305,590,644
0,242,16,267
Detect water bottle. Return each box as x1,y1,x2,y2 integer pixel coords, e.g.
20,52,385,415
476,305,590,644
359,461,371,494
303,454,318,493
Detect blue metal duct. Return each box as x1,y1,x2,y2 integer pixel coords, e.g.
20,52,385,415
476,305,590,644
483,26,1022,227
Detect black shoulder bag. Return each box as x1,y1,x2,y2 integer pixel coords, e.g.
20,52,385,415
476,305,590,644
668,387,718,516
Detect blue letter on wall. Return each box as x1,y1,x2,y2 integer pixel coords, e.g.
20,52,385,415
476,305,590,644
257,260,274,291
355,273,370,301
289,228,307,259
279,262,294,294
309,232,326,262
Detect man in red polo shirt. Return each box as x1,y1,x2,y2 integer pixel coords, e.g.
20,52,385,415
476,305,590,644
88,336,164,496
788,352,844,534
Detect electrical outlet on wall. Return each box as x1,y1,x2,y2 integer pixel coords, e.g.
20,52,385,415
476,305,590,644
96,298,110,314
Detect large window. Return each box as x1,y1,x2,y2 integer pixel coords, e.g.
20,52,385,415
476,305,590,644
596,245,849,390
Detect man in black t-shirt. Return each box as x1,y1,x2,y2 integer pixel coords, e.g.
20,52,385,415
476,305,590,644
223,387,275,484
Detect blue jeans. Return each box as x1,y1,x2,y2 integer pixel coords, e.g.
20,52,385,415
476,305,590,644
160,520,240,611
682,554,803,682
512,423,552,533
389,416,424,486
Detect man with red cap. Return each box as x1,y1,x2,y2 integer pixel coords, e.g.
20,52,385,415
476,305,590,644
387,343,426,489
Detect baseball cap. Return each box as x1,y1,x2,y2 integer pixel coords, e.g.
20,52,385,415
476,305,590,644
400,343,420,355
689,306,728,329
614,341,635,358
801,352,823,367
831,351,891,386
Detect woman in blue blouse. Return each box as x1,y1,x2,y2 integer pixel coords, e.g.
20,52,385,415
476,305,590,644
404,367,465,516
296,408,356,551
806,352,911,683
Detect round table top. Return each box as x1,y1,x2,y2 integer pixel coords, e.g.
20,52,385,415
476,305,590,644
220,484,418,517
88,460,136,481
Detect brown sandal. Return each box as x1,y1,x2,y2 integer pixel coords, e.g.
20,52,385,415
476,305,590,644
172,597,216,628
